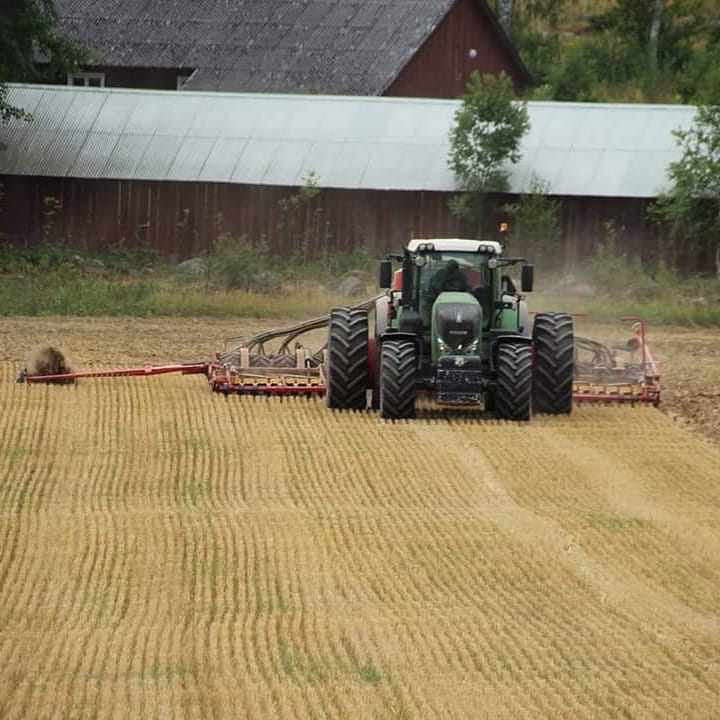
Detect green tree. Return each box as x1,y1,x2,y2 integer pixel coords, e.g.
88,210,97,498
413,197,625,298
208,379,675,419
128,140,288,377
0,0,85,122
448,72,530,237
651,105,720,277
589,0,701,84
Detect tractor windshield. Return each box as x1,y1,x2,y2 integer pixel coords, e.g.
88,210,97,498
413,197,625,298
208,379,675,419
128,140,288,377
417,252,489,321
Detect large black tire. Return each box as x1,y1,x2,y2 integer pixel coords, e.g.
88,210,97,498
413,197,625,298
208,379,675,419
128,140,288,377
495,344,532,421
325,308,369,410
532,312,574,415
379,340,416,419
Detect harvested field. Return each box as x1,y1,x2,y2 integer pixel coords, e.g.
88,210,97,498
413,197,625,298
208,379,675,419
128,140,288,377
1,318,720,719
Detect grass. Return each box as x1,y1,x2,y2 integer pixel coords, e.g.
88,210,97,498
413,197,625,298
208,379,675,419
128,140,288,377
0,243,377,319
1,242,719,325
533,262,720,327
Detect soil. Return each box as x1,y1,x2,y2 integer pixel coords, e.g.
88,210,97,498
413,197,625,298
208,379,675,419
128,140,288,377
1,316,719,447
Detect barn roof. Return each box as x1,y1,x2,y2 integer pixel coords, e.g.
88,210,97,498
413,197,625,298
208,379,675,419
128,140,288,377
0,84,697,198
54,0,529,94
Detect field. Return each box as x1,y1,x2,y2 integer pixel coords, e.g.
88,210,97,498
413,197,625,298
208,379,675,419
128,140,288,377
1,318,720,719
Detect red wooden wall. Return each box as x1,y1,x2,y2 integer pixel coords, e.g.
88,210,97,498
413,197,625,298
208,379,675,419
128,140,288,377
384,0,528,98
0,175,689,270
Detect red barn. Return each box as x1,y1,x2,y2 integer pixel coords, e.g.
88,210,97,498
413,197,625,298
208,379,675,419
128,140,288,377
52,0,530,97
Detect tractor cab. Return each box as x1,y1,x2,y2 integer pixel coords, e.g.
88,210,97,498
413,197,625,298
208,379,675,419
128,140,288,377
378,238,531,362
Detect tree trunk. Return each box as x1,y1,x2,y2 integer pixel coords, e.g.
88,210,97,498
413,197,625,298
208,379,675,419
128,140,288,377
648,0,663,71
497,0,514,36
716,203,720,281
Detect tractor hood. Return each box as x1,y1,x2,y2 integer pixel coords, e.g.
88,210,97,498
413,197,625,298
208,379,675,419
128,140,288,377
432,292,482,359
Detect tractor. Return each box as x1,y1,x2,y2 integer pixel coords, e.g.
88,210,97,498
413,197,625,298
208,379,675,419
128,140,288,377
325,238,575,420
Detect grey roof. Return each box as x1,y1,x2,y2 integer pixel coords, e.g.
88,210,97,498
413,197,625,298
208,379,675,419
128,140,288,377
0,84,698,197
53,0,529,95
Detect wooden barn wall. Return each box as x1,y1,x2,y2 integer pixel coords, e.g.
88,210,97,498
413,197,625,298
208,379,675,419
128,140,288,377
0,174,686,268
385,0,526,98
0,176,459,257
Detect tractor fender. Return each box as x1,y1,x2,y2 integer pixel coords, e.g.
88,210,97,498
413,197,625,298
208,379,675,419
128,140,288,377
377,330,420,347
518,299,531,337
375,296,390,338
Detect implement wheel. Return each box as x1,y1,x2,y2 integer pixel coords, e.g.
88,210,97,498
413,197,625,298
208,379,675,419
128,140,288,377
495,344,532,421
379,340,416,420
325,308,369,410
532,312,574,415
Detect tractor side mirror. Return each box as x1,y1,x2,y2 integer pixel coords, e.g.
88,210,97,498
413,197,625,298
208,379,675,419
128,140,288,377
521,264,534,293
378,260,393,289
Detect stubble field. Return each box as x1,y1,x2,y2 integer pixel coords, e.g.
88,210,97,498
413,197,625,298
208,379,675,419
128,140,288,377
0,318,719,719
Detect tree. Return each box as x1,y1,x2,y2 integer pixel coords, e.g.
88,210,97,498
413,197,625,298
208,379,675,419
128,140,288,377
449,72,529,193
648,0,663,71
448,72,530,238
502,175,561,269
0,0,85,123
589,0,701,77
652,105,720,277
497,0,514,35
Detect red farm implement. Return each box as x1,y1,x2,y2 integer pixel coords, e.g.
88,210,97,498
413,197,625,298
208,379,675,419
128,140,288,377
16,306,660,410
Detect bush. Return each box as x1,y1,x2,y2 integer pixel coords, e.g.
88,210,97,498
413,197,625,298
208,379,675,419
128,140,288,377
503,176,561,270
211,235,278,292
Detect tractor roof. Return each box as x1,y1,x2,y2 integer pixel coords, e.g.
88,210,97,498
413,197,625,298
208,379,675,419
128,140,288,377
407,238,502,254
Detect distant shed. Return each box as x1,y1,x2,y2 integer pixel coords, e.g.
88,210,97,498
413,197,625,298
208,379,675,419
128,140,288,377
0,85,698,267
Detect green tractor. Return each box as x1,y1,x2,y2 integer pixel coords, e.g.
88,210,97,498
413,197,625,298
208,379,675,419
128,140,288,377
325,238,574,420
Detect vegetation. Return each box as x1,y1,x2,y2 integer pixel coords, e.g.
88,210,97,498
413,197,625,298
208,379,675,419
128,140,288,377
499,0,719,104
0,0,86,123
0,240,376,318
651,105,720,278
1,237,719,324
502,175,562,271
448,71,530,235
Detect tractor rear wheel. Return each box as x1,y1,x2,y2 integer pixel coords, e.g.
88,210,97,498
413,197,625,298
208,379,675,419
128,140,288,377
495,344,532,421
325,308,369,410
532,312,574,415
379,340,416,419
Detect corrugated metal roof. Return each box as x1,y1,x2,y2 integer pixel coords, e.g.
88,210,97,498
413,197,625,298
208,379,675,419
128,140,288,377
0,84,698,197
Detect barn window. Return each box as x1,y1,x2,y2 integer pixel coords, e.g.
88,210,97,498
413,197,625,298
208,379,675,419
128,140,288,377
68,72,105,88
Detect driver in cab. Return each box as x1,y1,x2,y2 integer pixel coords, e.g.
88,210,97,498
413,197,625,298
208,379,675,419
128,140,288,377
429,258,471,295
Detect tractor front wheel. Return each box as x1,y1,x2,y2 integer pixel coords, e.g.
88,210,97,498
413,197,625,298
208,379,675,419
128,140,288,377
532,312,574,415
495,344,532,421
379,340,416,419
325,308,369,410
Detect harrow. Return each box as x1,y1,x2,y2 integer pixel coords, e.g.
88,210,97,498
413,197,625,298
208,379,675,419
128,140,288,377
16,303,660,408
572,317,661,405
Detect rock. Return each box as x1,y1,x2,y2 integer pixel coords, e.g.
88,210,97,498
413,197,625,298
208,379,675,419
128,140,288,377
571,282,597,298
176,257,208,276
85,258,107,276
336,274,367,297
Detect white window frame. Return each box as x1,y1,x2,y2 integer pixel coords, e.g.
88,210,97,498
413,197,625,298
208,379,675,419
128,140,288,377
68,72,105,88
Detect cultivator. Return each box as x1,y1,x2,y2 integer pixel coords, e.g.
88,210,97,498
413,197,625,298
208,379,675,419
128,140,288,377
572,317,661,405
16,304,660,408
